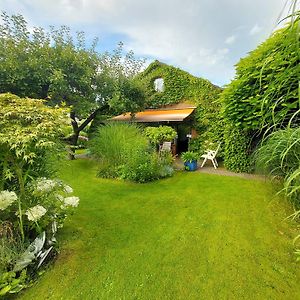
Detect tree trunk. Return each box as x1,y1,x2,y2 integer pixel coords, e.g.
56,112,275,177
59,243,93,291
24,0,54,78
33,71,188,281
68,105,109,159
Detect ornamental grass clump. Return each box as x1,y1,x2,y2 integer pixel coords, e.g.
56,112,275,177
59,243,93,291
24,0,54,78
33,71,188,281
89,123,174,182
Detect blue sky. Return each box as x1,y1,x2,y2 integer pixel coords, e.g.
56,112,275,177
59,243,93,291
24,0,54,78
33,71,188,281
1,0,295,86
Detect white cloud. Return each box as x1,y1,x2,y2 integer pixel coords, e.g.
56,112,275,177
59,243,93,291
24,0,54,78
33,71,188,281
249,24,262,35
1,0,286,85
225,35,236,45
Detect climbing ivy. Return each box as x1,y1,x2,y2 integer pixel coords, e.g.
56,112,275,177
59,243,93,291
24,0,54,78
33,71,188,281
137,60,224,154
222,19,299,172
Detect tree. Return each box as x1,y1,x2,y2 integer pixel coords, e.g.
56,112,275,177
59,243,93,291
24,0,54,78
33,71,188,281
0,13,146,158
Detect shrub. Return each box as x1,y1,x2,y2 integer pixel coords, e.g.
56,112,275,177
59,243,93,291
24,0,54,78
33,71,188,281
224,125,252,173
0,93,79,296
89,122,149,175
120,151,174,183
144,126,177,145
90,123,174,183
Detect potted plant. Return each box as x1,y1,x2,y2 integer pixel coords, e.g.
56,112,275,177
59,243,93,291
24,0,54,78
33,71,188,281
181,151,199,171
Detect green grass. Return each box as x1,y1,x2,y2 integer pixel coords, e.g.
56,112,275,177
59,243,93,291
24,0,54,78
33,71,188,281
18,159,300,299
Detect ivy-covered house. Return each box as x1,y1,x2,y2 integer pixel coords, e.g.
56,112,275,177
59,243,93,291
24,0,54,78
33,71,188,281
112,60,223,154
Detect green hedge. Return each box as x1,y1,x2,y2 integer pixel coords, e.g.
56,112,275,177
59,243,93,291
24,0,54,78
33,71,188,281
223,125,252,173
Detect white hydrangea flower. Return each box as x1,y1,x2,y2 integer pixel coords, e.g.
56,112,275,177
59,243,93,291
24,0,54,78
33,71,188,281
63,196,80,208
0,191,17,210
55,194,64,201
64,185,73,194
35,178,57,193
26,205,47,221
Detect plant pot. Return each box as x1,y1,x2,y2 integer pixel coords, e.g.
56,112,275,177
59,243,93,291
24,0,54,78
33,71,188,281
184,160,198,171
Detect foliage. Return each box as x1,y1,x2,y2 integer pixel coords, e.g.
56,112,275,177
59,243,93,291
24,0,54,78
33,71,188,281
223,125,252,173
120,151,174,183
222,17,299,173
0,93,67,191
0,270,27,296
144,126,177,145
255,127,300,205
89,123,174,182
89,123,149,177
181,151,199,163
0,13,146,151
222,21,299,131
0,93,79,295
137,60,224,154
138,60,221,108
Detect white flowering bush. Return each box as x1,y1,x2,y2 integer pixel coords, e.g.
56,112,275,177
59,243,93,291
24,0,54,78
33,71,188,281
25,205,47,222
0,191,17,211
0,177,79,284
0,178,79,234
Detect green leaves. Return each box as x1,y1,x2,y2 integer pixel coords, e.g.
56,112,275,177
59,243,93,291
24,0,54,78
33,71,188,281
222,21,300,131
0,93,68,188
144,126,177,145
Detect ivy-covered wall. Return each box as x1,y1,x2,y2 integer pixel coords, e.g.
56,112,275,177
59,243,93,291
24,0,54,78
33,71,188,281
137,60,224,155
138,60,221,108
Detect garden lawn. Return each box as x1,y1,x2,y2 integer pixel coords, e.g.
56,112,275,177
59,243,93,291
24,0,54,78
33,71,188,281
18,159,300,299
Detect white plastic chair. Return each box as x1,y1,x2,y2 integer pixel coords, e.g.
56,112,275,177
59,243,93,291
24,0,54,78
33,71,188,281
160,142,172,152
200,144,220,169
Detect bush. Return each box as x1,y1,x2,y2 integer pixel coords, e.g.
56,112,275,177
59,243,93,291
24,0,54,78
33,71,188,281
120,150,174,183
224,125,252,173
89,122,149,175
144,126,177,145
0,93,79,296
90,123,174,183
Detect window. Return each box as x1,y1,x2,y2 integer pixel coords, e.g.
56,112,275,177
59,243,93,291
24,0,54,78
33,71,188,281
154,78,164,92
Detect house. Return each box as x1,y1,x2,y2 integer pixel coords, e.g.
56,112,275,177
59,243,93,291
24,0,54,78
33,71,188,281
112,60,221,153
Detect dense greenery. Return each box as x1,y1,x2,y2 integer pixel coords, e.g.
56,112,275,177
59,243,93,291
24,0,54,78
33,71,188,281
144,126,177,145
137,61,224,155
223,125,252,173
89,123,174,182
222,19,299,172
256,127,300,206
0,93,79,296
0,13,146,153
16,159,300,299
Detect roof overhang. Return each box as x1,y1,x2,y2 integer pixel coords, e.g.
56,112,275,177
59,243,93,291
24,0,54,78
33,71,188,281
111,108,195,123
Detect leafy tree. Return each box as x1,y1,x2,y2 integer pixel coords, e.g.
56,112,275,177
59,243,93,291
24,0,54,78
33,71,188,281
0,13,146,158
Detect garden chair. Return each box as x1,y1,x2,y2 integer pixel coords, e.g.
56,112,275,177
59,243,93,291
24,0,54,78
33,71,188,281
160,142,172,152
200,143,220,169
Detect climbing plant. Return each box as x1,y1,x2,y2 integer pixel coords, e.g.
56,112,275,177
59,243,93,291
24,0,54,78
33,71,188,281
137,60,223,154
222,18,300,172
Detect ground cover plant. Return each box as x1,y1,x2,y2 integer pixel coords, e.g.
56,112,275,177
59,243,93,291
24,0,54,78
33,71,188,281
15,159,300,299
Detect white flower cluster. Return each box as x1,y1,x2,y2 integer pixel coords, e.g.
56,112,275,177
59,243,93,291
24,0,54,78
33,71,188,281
64,185,73,194
25,205,47,222
0,190,17,211
62,196,80,208
35,178,57,193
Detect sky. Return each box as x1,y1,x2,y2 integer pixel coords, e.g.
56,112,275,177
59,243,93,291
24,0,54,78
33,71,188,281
0,0,295,86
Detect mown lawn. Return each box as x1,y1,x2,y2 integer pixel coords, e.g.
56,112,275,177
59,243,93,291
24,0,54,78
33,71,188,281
18,159,300,299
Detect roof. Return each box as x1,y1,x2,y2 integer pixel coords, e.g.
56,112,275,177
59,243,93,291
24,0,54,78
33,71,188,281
111,104,196,123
